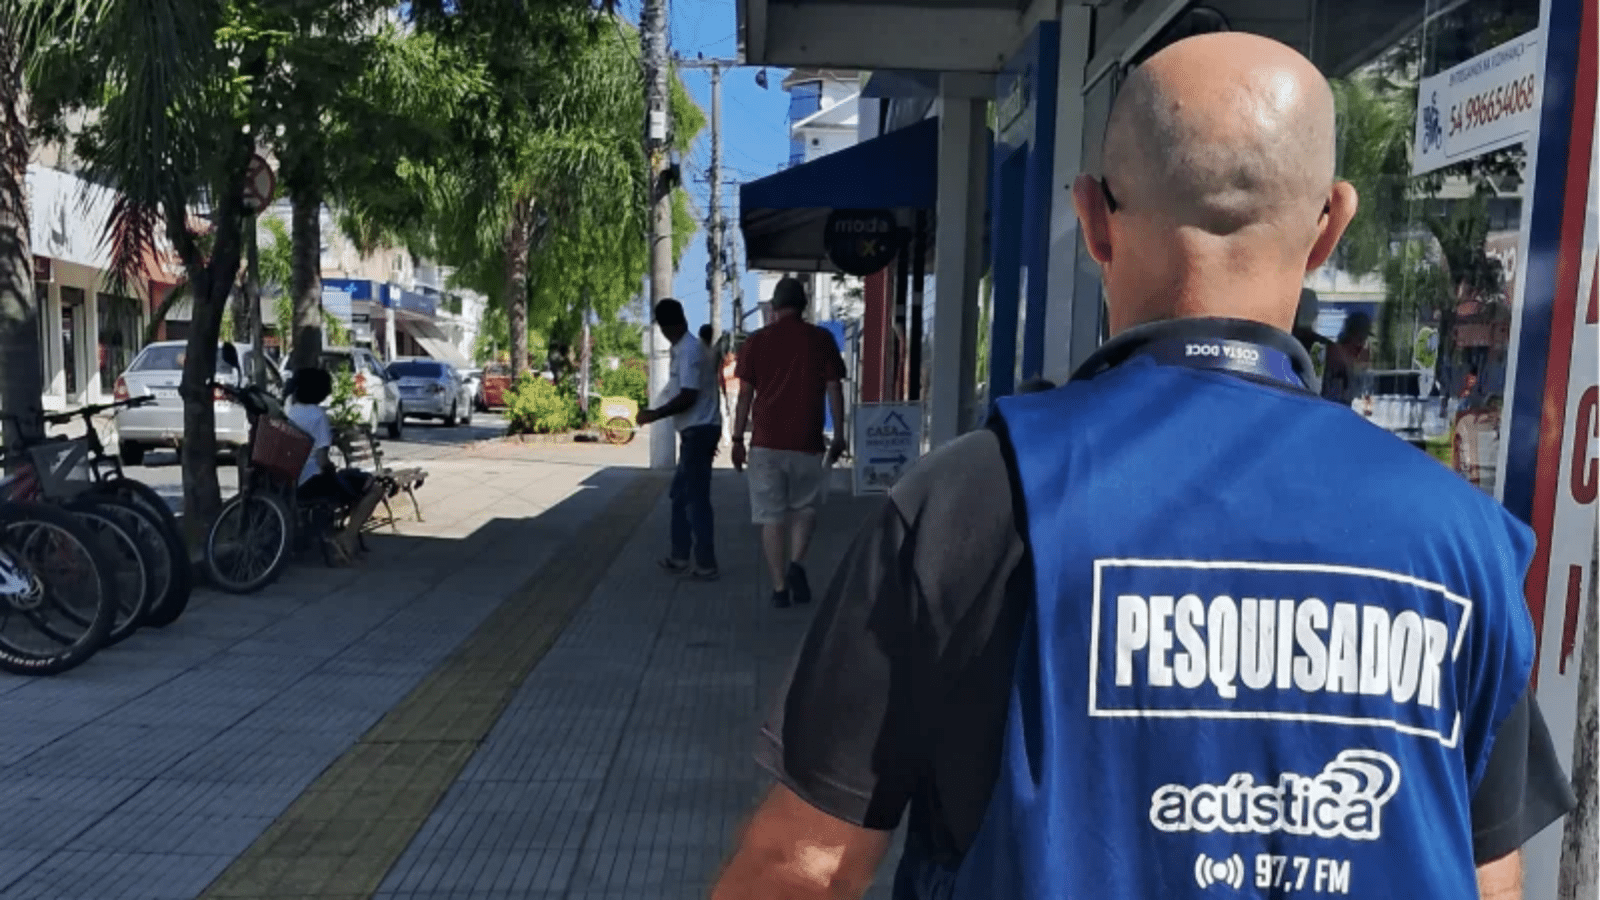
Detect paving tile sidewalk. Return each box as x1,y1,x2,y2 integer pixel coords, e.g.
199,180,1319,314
0,438,901,900
0,445,643,900
370,465,901,900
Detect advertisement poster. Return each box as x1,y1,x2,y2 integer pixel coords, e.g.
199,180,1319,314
853,402,922,495
1414,29,1546,176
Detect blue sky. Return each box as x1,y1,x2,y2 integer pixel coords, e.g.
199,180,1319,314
615,0,794,331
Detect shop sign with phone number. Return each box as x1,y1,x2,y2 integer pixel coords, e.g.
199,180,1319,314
1412,29,1544,176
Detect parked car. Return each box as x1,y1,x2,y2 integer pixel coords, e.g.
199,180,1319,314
460,367,486,412
112,341,283,465
282,346,404,439
480,361,511,409
388,358,471,426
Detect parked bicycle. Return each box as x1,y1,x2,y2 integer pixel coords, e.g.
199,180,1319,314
0,500,119,675
1,403,175,644
1,397,193,630
204,344,314,594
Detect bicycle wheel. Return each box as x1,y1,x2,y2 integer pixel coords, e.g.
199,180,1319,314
83,496,170,632
64,498,151,645
206,492,292,594
604,417,636,445
0,501,117,674
92,478,192,627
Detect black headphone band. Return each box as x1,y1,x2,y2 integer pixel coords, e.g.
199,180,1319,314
1070,317,1320,394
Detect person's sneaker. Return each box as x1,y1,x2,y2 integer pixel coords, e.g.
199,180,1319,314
658,557,689,574
687,565,720,581
787,562,812,605
772,589,792,609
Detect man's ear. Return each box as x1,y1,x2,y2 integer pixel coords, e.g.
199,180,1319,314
1307,180,1359,273
1071,174,1115,266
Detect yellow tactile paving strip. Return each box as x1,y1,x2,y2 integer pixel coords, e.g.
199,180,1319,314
197,473,668,900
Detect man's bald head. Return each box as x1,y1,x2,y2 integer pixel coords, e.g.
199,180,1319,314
1105,33,1335,243
1074,33,1358,334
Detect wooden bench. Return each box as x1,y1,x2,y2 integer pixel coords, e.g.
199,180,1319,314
336,426,427,532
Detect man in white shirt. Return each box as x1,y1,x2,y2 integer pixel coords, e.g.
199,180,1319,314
637,299,723,580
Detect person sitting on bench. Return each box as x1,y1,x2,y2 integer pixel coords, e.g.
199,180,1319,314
286,367,386,563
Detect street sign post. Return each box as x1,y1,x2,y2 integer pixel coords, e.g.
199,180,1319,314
241,153,275,384
853,402,923,495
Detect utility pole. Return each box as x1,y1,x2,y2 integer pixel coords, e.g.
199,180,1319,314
707,63,723,339
674,56,738,340
642,0,674,470
727,234,745,337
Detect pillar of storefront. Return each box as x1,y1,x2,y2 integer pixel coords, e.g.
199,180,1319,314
987,22,1061,399
928,78,990,449
1040,5,1093,383
860,268,890,402
37,279,65,408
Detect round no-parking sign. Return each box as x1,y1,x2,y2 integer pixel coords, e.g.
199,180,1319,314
242,155,276,214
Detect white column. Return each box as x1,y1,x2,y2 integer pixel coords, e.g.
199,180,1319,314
43,283,64,409
1041,6,1092,384
384,305,398,363
648,326,674,468
928,82,990,449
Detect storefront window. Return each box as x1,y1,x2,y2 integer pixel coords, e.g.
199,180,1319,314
1309,0,1541,496
97,293,142,391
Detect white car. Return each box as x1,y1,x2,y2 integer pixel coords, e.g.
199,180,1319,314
113,341,283,463
282,347,405,438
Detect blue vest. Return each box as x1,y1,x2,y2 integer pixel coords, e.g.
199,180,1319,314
942,331,1535,899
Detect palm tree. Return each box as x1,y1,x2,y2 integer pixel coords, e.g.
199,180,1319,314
0,16,41,448
22,1,275,540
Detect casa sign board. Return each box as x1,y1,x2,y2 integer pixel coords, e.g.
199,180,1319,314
1413,29,1545,176
854,402,922,495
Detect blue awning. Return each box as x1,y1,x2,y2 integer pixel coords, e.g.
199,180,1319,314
739,116,941,273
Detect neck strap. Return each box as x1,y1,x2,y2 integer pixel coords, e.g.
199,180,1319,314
1070,317,1319,394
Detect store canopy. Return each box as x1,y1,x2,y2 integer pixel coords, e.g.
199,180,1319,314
739,116,940,272
399,317,471,369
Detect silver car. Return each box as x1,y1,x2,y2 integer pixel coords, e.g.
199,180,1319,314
388,358,471,426
112,340,282,465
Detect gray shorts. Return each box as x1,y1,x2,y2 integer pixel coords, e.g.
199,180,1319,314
747,447,828,524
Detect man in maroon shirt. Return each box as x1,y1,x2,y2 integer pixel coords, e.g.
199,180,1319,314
731,277,847,608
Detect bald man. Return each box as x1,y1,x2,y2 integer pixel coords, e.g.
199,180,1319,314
710,33,1572,900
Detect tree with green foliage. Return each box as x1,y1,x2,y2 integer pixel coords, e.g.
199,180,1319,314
273,15,501,369
25,0,277,538
1322,0,1539,379
348,13,702,382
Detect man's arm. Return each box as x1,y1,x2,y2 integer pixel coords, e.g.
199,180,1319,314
1476,850,1520,900
639,344,703,424
733,381,755,440
825,381,846,461
711,785,892,900
639,387,698,424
